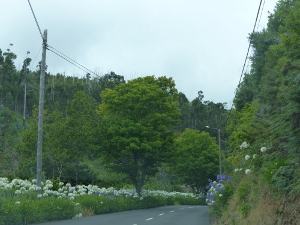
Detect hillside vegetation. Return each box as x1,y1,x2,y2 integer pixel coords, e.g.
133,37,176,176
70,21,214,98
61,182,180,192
209,0,300,224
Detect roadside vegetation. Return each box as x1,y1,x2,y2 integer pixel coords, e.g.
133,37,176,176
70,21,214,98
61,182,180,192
5,1,300,224
0,177,204,225
1,38,227,223
207,1,300,224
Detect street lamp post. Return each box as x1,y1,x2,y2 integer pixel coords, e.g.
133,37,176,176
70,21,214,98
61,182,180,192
206,126,222,175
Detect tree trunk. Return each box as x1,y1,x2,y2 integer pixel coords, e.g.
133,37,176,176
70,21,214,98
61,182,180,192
132,165,147,197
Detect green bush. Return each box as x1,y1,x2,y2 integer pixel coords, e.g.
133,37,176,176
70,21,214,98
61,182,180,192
0,179,204,225
218,184,234,208
0,197,78,225
262,158,286,184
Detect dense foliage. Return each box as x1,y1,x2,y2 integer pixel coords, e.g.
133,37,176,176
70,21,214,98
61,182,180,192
98,76,181,195
209,1,300,224
0,177,204,225
172,129,219,194
0,44,228,196
230,0,300,193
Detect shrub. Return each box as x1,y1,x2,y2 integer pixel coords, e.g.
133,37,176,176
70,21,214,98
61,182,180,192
0,177,204,224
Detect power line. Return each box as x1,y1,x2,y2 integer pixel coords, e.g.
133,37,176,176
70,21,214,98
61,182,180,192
47,46,99,78
237,0,264,88
226,0,265,122
26,1,100,79
27,0,43,40
256,0,266,31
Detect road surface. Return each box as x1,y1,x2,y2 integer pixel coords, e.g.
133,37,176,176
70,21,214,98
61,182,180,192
33,205,210,225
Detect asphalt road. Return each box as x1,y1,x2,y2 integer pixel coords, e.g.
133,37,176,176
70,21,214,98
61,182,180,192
33,205,210,225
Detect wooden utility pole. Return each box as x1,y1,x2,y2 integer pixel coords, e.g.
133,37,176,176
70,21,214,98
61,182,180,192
37,29,47,187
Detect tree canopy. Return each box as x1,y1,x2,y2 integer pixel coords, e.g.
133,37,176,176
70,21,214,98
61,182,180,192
171,129,219,194
98,76,181,195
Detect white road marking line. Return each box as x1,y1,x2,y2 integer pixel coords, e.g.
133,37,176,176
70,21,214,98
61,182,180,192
170,211,175,213
159,213,164,216
146,218,153,221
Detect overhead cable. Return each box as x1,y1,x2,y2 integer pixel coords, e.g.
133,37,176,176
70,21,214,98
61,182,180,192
226,0,265,124
27,0,43,40
236,0,264,88
47,46,99,78
256,0,266,31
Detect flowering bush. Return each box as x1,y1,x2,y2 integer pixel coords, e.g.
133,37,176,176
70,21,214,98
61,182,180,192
206,174,232,206
0,177,205,224
0,177,204,201
206,175,234,219
234,142,269,175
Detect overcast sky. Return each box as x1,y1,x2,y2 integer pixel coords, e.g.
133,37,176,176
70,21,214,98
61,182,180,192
1,0,278,105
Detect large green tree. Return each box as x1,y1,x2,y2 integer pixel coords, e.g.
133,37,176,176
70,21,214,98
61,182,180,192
98,76,181,196
172,129,219,194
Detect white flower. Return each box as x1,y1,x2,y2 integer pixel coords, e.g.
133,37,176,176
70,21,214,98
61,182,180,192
20,187,26,192
15,190,21,195
219,194,223,197
240,142,250,149
15,201,21,204
36,186,42,191
29,186,36,191
245,169,251,174
75,213,82,218
260,147,267,152
245,155,251,160
253,154,257,159
46,184,53,189
37,194,43,198
234,168,239,172
45,180,53,185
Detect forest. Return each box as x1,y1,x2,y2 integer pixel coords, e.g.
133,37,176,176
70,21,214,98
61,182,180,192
0,46,228,196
